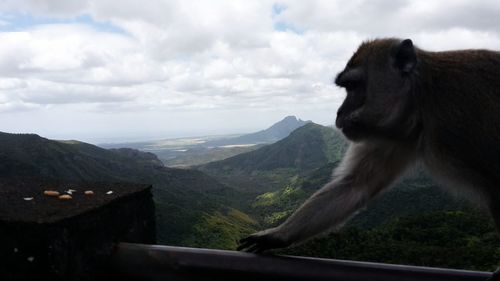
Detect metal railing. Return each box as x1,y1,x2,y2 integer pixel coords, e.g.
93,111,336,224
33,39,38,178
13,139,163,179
110,243,492,281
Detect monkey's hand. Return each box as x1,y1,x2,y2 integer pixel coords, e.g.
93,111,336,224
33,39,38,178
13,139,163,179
488,267,500,281
237,227,291,253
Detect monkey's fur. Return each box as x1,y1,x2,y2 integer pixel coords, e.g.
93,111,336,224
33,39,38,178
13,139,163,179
238,38,500,278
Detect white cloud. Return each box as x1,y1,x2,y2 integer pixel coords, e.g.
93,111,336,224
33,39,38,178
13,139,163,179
0,0,89,17
0,0,500,142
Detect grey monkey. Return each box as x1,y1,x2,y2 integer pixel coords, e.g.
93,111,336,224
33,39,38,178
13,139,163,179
239,38,500,280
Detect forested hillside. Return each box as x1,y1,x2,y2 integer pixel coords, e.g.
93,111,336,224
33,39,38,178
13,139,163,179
198,123,348,194
2,124,498,270
194,123,499,270
0,132,255,247
281,210,499,271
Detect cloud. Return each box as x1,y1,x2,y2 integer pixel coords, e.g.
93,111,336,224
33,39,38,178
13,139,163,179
0,0,89,17
0,0,500,141
274,0,500,36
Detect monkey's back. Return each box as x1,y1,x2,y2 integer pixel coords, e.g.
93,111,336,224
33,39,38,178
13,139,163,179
419,49,500,191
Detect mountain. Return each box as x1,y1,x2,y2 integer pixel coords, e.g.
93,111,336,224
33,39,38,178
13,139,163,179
0,133,164,181
197,123,348,193
249,160,471,229
237,115,311,144
0,132,255,246
203,116,312,147
257,165,498,272
281,210,499,272
196,122,479,243
99,116,311,168
196,123,475,227
201,123,343,172
193,123,498,270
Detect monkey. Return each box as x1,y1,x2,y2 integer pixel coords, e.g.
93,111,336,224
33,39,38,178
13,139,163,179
238,38,500,280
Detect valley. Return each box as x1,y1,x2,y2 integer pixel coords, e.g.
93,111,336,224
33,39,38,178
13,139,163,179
100,116,310,167
1,116,498,271
0,131,251,247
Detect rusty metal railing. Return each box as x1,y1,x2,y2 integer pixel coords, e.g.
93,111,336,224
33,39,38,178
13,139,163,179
110,243,492,281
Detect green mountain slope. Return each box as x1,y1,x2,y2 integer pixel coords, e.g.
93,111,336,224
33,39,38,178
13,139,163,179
182,208,258,250
198,122,473,230
0,132,255,247
0,133,164,181
201,123,345,173
194,120,497,270
239,155,497,270
249,160,472,229
281,210,499,271
197,123,347,194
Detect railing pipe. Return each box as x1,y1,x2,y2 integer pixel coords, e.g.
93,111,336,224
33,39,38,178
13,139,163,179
110,243,492,281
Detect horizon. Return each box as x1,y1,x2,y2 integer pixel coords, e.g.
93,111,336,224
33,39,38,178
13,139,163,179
1,114,326,144
1,1,500,143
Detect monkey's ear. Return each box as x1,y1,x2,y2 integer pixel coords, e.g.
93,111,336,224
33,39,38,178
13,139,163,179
394,39,417,74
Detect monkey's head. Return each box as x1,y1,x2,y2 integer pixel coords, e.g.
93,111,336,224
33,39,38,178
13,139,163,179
335,38,421,142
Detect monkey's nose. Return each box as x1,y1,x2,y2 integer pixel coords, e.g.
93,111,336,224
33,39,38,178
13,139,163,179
335,116,344,129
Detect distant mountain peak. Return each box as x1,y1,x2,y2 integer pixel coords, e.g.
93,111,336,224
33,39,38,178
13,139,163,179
256,116,311,140
283,115,299,121
203,116,311,147
280,115,306,122
282,115,308,122
267,116,311,130
236,115,311,143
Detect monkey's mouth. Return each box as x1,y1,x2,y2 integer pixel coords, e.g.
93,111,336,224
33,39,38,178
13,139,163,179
339,123,365,141
341,127,362,141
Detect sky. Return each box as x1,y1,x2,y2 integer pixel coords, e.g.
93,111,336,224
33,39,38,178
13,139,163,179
1,0,500,143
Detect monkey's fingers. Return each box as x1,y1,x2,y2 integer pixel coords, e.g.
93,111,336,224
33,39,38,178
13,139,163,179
236,241,253,251
239,235,254,245
245,244,262,253
242,241,270,254
237,236,257,251
488,268,500,281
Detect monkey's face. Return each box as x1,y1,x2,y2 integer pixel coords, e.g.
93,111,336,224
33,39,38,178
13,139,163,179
334,39,419,142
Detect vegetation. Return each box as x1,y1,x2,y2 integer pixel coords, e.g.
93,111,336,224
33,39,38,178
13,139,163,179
198,123,347,195
280,210,500,271
0,132,253,248
182,208,258,250
2,120,499,271
195,122,498,270
200,123,346,174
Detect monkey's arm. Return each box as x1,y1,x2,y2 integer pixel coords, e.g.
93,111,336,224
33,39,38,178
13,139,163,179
238,142,415,253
